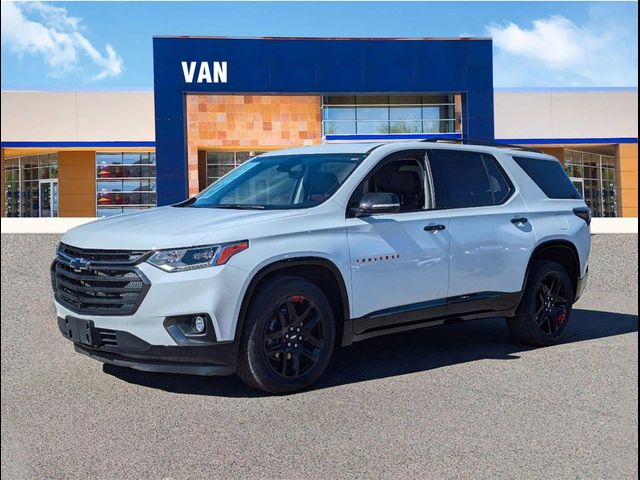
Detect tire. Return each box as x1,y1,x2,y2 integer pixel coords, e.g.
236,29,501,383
237,276,336,394
507,260,574,347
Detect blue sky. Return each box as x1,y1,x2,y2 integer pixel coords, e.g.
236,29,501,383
1,1,638,90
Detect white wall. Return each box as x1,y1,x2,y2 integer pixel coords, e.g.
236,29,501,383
494,90,638,140
2,89,637,143
1,91,155,142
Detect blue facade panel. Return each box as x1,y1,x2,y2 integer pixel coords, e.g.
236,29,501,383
153,37,495,205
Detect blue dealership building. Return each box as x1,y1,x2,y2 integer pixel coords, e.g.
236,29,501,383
1,36,638,218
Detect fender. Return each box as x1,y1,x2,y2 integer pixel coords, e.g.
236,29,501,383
516,239,581,309
233,257,351,349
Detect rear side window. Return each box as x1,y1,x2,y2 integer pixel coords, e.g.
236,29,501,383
513,156,581,199
483,155,512,204
428,150,513,209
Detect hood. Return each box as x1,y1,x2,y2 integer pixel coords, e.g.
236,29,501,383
61,206,304,250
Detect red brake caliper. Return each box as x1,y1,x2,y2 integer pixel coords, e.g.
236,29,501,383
556,310,567,325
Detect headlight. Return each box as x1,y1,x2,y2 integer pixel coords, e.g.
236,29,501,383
147,241,248,272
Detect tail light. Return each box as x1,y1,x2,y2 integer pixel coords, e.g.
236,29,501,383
573,207,592,226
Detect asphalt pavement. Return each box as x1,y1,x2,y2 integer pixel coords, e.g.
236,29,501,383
1,234,637,479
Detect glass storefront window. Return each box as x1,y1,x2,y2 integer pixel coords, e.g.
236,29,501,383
563,149,618,217
322,95,461,136
205,150,266,187
96,152,156,217
3,153,58,217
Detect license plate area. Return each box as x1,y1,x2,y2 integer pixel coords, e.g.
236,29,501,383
61,316,96,347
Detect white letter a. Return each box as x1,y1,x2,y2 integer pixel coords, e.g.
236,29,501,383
197,62,212,83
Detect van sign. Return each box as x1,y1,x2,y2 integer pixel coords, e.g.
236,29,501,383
181,61,227,84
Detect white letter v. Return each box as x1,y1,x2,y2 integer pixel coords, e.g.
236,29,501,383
181,61,196,83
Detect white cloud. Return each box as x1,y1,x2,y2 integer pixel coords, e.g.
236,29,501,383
486,11,637,87
1,1,123,81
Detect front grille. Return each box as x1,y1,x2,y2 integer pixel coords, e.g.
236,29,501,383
52,245,150,316
59,243,148,264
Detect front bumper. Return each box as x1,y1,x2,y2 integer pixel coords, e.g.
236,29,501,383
59,316,237,376
53,261,249,345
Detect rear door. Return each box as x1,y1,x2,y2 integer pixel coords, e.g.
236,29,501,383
346,151,450,331
427,149,536,314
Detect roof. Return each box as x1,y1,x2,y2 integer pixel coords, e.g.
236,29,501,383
259,143,384,156
258,141,552,158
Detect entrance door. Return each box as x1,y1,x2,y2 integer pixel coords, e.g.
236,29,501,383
571,177,585,199
39,179,59,217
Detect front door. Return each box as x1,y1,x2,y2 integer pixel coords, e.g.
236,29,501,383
346,151,450,333
39,179,59,217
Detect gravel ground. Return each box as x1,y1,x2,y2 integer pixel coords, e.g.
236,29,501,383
1,234,637,480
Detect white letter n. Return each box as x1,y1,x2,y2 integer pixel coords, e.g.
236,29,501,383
213,61,227,83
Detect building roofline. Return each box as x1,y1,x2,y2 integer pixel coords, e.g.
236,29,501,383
152,35,491,41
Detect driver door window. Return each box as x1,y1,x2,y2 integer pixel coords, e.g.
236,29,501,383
349,155,433,215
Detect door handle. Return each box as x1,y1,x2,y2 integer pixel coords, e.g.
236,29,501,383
511,217,529,225
424,224,446,232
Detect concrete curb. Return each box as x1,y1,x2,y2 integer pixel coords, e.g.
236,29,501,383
1,218,99,234
589,218,638,234
1,216,638,235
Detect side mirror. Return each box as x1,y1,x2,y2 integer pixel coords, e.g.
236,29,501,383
356,192,401,217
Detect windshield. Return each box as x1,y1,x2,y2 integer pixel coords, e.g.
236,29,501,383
189,153,366,209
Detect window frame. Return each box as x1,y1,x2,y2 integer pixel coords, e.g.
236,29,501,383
3,153,59,218
95,151,157,217
322,95,461,137
346,149,435,218
425,149,515,211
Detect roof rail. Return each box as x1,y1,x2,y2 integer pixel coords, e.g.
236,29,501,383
421,138,544,154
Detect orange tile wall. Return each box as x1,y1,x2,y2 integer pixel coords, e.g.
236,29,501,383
58,151,97,217
616,143,638,218
186,94,323,196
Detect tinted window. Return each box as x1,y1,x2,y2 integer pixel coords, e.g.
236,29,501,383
483,155,513,204
428,150,508,209
513,156,581,200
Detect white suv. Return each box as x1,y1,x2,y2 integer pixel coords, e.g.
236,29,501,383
52,141,591,393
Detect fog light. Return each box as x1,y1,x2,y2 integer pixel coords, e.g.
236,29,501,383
192,315,206,334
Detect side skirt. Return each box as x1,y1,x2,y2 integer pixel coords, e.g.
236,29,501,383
342,291,521,345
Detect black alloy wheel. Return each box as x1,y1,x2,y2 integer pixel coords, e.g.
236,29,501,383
237,276,336,393
534,271,570,335
262,295,326,379
507,260,574,347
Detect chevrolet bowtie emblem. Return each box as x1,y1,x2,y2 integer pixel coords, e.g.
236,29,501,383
69,257,91,272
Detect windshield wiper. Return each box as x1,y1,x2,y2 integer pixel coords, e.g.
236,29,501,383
210,204,267,210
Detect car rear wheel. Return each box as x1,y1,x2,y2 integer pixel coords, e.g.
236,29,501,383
508,260,574,347
237,276,336,393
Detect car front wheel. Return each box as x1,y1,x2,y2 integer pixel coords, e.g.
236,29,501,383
237,276,336,393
